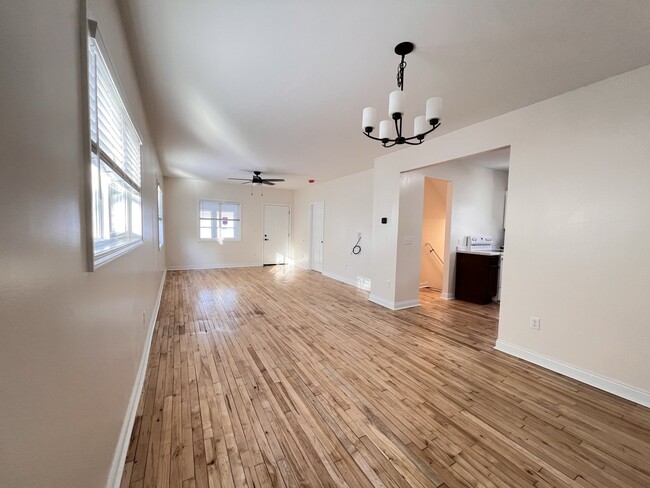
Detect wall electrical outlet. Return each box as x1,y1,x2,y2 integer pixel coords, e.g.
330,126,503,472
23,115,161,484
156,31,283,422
530,316,540,330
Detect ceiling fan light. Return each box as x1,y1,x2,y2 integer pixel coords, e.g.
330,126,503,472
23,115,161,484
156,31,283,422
426,97,442,123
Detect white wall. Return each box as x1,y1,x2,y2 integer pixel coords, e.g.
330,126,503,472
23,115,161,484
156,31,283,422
420,178,448,291
165,177,294,269
0,1,165,487
293,170,374,290
369,64,650,403
393,174,426,306
412,161,508,298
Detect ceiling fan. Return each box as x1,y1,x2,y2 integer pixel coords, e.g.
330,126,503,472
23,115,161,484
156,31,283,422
228,171,285,186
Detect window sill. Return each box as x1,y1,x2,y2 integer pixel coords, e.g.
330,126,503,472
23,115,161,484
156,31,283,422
93,239,143,270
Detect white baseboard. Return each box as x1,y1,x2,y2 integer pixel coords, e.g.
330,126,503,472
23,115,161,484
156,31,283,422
440,292,455,300
292,261,310,270
106,269,167,488
368,295,419,310
368,294,395,309
322,271,371,291
495,340,650,408
393,299,420,310
166,262,261,270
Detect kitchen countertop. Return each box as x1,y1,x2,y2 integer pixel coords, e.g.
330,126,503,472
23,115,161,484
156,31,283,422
456,249,503,256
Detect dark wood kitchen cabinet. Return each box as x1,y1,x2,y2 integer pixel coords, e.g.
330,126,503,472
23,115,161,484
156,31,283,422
455,252,500,304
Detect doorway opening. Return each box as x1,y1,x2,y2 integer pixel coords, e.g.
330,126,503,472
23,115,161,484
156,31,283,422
309,201,324,272
398,146,510,306
419,178,451,294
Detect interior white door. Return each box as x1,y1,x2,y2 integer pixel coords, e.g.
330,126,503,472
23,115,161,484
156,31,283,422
310,201,324,272
263,204,290,265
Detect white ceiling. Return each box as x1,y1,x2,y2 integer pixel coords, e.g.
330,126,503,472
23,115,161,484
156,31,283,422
119,0,650,189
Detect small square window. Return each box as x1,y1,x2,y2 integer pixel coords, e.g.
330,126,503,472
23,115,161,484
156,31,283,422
199,200,241,241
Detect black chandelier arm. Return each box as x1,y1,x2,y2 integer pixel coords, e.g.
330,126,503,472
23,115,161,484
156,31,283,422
362,131,386,142
401,120,441,143
362,120,440,147
394,117,403,138
362,131,398,147
361,131,412,148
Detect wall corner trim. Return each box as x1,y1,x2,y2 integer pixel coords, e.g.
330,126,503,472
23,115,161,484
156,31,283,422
368,294,395,309
368,295,419,311
494,339,650,408
393,299,420,310
106,269,167,488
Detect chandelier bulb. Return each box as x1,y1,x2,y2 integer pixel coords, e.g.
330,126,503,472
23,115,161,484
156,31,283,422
389,90,405,118
426,97,442,123
414,115,427,137
362,107,377,132
378,120,392,141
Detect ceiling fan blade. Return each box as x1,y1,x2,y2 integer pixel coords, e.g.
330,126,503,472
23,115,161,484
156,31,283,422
262,181,276,186
262,179,285,182
228,178,250,181
241,181,252,185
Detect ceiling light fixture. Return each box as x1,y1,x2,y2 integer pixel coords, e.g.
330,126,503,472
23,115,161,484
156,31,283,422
362,42,442,148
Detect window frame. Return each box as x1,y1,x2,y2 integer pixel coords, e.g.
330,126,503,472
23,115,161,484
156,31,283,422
198,199,242,242
157,181,164,249
83,17,144,270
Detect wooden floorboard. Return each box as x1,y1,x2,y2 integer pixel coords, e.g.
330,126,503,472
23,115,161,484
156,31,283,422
122,267,650,487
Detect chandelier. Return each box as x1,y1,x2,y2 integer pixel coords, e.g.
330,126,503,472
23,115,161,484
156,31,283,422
362,42,442,147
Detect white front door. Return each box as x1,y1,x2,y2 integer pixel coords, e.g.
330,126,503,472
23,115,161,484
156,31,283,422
263,204,290,265
310,201,324,272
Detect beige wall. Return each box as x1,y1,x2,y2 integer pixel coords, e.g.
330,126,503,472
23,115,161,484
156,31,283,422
0,1,165,487
420,178,448,291
370,65,650,403
293,170,374,290
164,177,294,269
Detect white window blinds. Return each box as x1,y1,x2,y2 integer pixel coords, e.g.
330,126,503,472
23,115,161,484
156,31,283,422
89,34,141,191
87,21,143,267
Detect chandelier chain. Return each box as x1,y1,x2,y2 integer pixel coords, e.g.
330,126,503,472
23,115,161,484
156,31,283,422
396,57,407,91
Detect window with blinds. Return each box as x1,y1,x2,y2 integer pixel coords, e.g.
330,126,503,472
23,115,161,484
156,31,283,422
88,22,143,267
199,200,242,241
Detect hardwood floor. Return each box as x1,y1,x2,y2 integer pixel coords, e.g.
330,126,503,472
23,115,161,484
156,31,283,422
121,266,650,488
